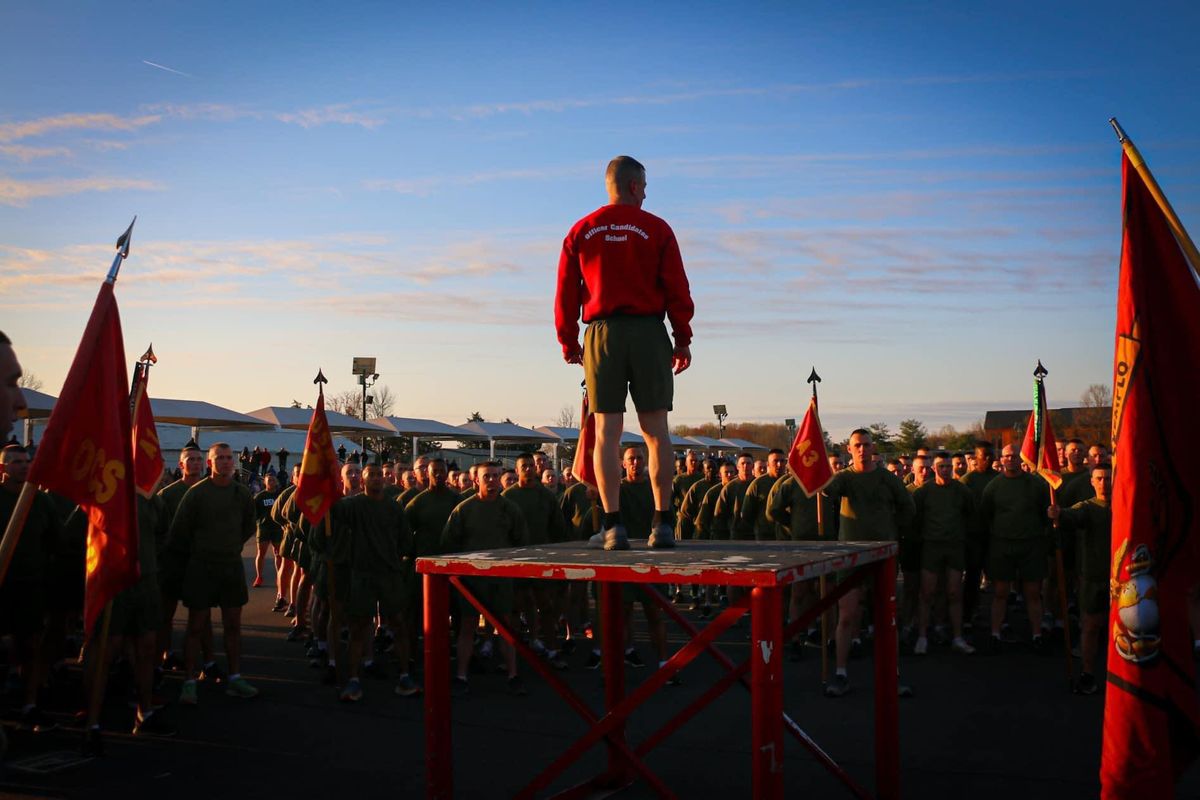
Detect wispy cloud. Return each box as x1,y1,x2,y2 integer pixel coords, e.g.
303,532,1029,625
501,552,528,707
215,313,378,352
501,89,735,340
0,112,161,143
274,104,385,129
0,143,72,161
142,60,192,78
0,175,162,206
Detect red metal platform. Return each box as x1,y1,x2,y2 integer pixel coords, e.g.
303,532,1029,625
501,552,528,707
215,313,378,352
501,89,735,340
418,540,899,799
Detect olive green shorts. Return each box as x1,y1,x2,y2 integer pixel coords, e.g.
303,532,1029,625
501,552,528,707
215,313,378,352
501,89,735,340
109,575,162,637
347,571,406,620
256,525,283,546
584,316,673,413
1078,578,1109,616
454,577,514,619
182,560,249,610
921,540,966,573
987,538,1048,583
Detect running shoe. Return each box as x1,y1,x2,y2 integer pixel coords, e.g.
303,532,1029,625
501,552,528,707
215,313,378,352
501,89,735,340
623,648,645,668
824,674,851,698
133,710,177,737
913,637,928,656
648,522,676,549
588,522,629,551
271,597,288,612
1075,672,1099,695
451,676,470,697
951,637,976,655
252,577,264,588
394,674,422,697
225,676,259,699
200,662,227,684
585,651,602,670
339,678,363,703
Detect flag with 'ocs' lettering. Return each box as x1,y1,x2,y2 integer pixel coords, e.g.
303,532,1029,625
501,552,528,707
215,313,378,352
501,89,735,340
27,281,138,637
130,361,164,498
294,384,343,525
787,397,833,498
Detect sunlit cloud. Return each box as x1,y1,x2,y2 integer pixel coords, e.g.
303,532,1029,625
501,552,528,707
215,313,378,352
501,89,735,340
0,175,162,206
0,144,72,161
0,112,161,143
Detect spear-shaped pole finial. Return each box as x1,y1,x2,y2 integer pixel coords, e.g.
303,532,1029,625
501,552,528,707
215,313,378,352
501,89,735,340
314,369,328,385
106,216,136,285
1034,360,1048,381
1109,117,1128,143
139,344,157,366
807,367,821,401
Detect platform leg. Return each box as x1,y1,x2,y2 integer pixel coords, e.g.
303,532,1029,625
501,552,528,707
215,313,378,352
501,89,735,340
599,580,629,787
425,573,452,800
872,557,900,800
750,585,784,799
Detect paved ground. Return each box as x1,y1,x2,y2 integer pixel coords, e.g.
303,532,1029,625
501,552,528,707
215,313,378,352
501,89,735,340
1,543,1198,799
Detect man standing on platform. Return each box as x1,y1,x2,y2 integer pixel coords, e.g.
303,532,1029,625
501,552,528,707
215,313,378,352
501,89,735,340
822,429,914,698
555,156,694,550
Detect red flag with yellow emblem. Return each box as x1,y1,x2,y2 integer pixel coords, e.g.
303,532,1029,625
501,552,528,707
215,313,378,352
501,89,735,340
295,381,342,525
27,281,138,636
1100,150,1200,799
788,397,833,498
130,360,164,498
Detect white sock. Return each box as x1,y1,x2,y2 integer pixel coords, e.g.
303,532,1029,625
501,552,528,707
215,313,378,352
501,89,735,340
836,668,847,678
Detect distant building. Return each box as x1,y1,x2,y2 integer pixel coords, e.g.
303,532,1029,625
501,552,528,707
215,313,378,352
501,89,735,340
983,406,1112,447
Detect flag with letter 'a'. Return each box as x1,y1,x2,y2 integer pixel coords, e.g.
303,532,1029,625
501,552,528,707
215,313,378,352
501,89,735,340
130,362,164,498
787,397,833,498
294,384,342,526
572,388,597,489
1019,378,1061,490
1100,151,1200,800
27,281,138,637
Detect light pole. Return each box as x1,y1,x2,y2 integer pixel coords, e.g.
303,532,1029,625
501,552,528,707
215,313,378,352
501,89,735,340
352,357,378,464
785,417,796,443
713,404,728,440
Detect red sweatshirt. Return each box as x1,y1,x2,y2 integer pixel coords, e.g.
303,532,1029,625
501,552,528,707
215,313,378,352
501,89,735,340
555,204,694,356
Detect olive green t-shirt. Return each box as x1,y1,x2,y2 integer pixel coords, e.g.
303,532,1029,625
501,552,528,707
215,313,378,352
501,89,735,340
979,472,1050,541
959,469,998,502
1057,468,1096,508
396,485,423,511
158,478,197,526
382,483,403,503
167,478,255,565
0,486,60,579
672,471,705,512
405,486,462,557
678,477,716,540
741,473,786,541
441,495,529,553
694,482,725,540
714,478,753,541
1058,497,1111,581
823,467,914,542
765,475,837,541
911,480,975,544
559,482,597,541
503,483,566,545
619,477,654,539
332,493,412,573
136,492,169,575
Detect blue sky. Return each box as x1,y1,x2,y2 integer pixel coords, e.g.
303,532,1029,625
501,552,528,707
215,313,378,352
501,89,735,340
4,1,1199,439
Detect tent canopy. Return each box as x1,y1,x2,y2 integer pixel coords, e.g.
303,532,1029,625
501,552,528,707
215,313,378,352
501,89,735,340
18,388,55,420
684,435,725,450
151,398,275,431
246,406,391,435
456,421,560,444
720,437,770,452
372,416,468,439
534,425,579,444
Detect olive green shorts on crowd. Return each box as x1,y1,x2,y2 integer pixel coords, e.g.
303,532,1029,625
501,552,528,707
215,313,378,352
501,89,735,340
347,571,406,619
109,575,162,637
1078,578,1109,616
987,537,1049,583
182,560,250,610
584,316,673,413
256,527,283,546
921,540,966,573
454,577,513,619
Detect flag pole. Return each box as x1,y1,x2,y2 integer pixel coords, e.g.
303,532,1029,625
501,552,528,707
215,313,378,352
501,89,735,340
1109,119,1200,278
313,370,344,686
808,368,830,687
1036,362,1074,689
0,218,136,589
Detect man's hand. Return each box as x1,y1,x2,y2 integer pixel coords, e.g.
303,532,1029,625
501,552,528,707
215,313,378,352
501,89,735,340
564,344,584,365
672,345,692,375
1047,504,1060,521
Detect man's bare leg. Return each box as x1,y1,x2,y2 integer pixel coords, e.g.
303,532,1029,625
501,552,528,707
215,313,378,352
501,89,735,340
593,412,624,515
834,588,861,672
1022,580,1044,642
990,579,1011,638
637,409,672,517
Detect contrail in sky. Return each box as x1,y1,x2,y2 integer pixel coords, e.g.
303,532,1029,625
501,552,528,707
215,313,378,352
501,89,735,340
142,60,192,77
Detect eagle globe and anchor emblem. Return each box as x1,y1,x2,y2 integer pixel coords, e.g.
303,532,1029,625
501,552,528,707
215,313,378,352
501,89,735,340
1111,540,1160,663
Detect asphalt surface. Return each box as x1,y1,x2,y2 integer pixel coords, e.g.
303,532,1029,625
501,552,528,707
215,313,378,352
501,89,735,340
1,542,1198,799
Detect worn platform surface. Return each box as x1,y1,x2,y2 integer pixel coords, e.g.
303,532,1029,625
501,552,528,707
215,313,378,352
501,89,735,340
417,540,897,587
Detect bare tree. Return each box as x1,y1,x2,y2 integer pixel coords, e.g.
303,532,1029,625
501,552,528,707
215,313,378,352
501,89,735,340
327,389,363,418
1081,384,1112,408
369,384,396,419
17,373,43,391
555,404,577,429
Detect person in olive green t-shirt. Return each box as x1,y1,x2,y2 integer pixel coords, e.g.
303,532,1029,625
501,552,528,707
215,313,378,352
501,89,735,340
169,443,258,704
821,430,915,698
504,453,568,668
395,455,429,511
677,457,716,541
333,464,419,701
402,457,462,666
252,472,283,589
713,453,755,541
441,461,529,695
740,449,788,542
671,451,705,514
911,454,977,655
979,444,1051,652
959,441,998,628
1049,465,1112,694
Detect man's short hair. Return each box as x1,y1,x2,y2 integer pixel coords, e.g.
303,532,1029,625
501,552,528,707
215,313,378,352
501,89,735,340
850,428,871,439
736,452,753,461
935,451,950,460
606,155,645,188
515,452,535,463
1066,438,1084,447
208,442,231,456
768,448,785,457
428,457,446,468
623,445,644,458
0,331,10,346
974,441,993,453
478,460,501,470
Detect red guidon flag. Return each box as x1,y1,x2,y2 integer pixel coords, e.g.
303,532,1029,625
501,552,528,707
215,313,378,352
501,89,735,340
1100,152,1200,798
788,397,833,498
294,383,342,525
572,387,597,489
130,363,164,498
1019,376,1062,490
27,282,138,636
